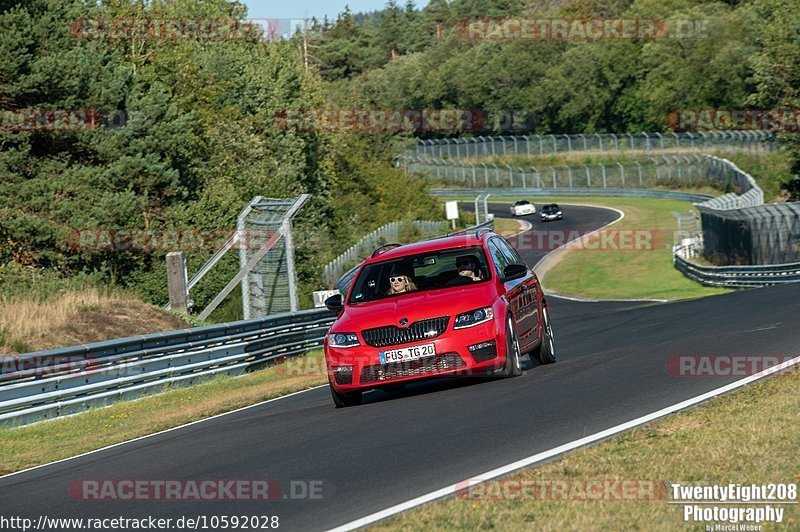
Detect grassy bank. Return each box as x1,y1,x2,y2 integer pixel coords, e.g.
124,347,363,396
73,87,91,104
0,266,189,355
0,351,328,475
374,369,800,531
535,197,728,300
450,196,728,300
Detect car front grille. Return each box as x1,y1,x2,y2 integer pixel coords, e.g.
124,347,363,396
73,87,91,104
359,353,465,384
362,316,450,348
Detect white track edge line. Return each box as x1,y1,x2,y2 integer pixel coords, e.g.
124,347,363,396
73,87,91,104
0,385,327,480
328,355,800,532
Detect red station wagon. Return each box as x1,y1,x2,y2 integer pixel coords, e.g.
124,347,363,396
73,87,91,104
323,229,556,407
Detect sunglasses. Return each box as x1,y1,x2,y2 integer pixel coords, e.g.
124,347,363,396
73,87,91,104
456,260,474,267
389,276,407,283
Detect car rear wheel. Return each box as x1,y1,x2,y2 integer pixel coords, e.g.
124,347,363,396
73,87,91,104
329,380,362,408
501,316,523,377
536,306,556,365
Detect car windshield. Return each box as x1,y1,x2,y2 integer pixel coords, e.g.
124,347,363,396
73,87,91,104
348,246,492,304
515,201,530,206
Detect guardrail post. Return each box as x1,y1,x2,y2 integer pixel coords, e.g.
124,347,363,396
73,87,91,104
166,252,189,313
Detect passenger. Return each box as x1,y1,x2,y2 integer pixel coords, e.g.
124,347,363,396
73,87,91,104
388,267,417,294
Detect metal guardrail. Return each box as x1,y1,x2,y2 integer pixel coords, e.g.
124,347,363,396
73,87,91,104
674,248,800,288
0,309,336,427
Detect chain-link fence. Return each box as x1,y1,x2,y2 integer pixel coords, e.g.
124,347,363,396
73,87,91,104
323,220,448,288
407,154,716,189
410,131,775,160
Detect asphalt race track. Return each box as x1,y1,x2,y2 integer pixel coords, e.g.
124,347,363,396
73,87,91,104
2,203,798,531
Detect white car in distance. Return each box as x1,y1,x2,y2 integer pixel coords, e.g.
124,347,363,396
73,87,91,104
510,200,536,216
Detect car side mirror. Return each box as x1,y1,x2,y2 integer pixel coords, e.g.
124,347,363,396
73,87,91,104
502,264,528,281
324,294,343,311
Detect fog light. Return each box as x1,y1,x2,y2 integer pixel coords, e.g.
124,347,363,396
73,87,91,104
332,366,353,385
468,340,497,362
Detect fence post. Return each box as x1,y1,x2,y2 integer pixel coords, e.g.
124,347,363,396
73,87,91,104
166,252,189,313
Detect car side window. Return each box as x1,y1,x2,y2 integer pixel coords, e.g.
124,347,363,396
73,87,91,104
487,240,507,275
497,237,524,266
488,238,516,276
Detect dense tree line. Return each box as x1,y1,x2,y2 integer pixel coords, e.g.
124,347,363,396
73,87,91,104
310,0,799,184
0,0,439,312
1,0,798,318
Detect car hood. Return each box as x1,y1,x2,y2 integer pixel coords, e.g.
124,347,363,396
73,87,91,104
337,283,498,331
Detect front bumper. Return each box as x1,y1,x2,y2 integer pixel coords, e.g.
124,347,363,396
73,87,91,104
326,321,503,392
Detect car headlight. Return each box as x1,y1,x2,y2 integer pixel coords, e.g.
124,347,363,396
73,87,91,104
454,307,494,329
328,332,360,348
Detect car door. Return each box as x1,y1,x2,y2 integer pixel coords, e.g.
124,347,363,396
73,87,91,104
494,237,539,351
488,238,527,348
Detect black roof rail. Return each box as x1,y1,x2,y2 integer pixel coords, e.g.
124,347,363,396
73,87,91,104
446,227,494,238
371,243,403,258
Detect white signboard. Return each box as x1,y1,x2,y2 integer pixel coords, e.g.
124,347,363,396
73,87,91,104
313,290,340,308
445,201,459,220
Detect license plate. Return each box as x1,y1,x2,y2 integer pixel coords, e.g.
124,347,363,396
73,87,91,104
380,343,436,365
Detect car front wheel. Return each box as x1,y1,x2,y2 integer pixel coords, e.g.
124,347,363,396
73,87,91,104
534,306,556,365
329,380,362,408
501,316,523,377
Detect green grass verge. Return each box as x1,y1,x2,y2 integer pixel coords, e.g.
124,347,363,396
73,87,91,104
445,196,729,300
373,369,800,531
536,197,728,300
0,351,329,475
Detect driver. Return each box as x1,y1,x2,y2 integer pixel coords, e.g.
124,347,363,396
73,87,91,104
454,255,483,282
